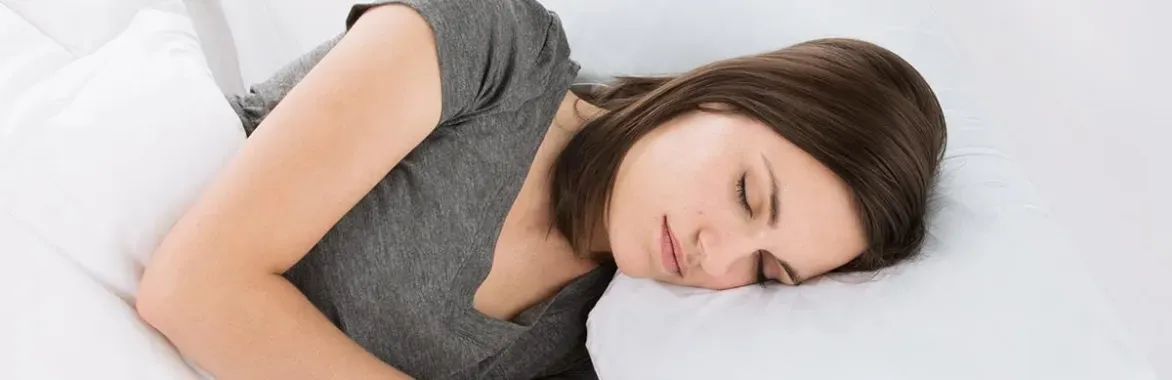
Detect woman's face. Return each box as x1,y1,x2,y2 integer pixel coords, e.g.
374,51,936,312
604,110,866,288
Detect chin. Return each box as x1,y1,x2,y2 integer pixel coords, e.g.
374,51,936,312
609,247,651,279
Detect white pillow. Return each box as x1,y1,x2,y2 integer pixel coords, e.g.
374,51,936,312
532,0,1157,379
0,1,242,378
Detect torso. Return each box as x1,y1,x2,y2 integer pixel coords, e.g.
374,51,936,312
227,4,612,375
238,53,614,380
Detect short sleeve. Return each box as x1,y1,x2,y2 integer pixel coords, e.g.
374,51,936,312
346,0,580,125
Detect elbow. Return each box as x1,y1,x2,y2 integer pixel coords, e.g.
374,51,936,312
137,254,254,339
136,268,177,333
136,260,199,337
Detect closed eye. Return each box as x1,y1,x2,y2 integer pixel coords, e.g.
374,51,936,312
754,250,769,285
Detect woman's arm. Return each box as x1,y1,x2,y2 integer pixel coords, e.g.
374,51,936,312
137,5,441,379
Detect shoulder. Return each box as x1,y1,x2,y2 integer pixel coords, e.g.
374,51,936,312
348,0,579,121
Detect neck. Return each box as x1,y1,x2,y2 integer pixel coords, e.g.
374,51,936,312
511,91,609,253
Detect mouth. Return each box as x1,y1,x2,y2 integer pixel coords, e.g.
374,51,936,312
660,216,683,277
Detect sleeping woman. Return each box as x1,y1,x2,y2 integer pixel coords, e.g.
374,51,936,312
136,0,947,378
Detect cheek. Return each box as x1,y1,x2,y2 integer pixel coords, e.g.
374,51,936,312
619,124,738,204
605,126,739,276
648,126,735,174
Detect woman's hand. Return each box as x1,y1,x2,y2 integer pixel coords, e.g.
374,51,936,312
137,5,440,379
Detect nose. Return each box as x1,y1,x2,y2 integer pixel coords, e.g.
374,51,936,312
692,225,758,277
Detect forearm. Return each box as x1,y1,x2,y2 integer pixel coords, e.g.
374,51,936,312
136,6,444,379
139,272,410,380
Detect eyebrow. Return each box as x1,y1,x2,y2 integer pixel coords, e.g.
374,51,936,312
760,153,780,228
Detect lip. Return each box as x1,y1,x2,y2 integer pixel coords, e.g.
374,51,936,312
660,217,684,277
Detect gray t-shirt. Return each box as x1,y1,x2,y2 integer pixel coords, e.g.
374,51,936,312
228,1,615,378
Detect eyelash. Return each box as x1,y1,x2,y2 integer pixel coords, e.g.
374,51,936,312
736,173,752,216
754,251,770,285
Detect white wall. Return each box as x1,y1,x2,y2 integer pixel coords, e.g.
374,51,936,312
935,0,1171,376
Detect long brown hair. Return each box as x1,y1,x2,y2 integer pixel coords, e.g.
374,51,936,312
550,38,947,273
